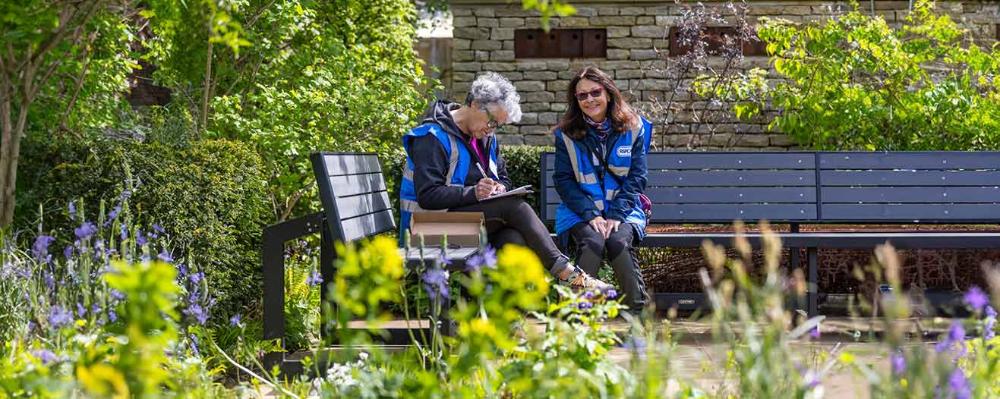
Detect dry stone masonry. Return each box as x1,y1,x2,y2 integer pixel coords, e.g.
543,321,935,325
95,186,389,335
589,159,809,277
448,0,1000,149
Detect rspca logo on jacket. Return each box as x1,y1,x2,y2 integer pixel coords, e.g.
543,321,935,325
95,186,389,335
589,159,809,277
616,145,631,157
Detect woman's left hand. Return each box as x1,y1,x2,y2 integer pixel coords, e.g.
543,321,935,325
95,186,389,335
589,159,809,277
491,184,506,195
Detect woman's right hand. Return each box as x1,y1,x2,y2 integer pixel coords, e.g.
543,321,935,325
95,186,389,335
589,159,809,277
475,178,498,201
588,216,608,238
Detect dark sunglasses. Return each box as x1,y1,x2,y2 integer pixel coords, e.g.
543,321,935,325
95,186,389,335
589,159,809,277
575,87,604,101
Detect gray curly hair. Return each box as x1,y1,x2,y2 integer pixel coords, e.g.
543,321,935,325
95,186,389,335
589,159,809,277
464,72,522,123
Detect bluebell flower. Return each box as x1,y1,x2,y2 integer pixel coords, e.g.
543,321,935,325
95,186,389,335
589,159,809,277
76,302,86,318
230,314,243,327
604,288,619,299
136,230,147,246
948,368,971,399
577,301,593,310
307,270,323,287
189,271,204,285
985,306,996,340
32,349,57,365
48,306,73,329
110,289,125,301
108,309,118,322
189,333,200,356
184,303,209,325
465,246,497,273
890,351,906,375
157,250,173,263
104,205,121,227
74,222,97,241
120,224,128,240
582,290,596,300
32,235,55,263
436,249,452,269
43,271,55,291
153,223,165,235
810,325,821,339
964,286,989,313
422,267,450,301
63,245,73,260
620,336,647,351
936,321,966,353
68,202,76,219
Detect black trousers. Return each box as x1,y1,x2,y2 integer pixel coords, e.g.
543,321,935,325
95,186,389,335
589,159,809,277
564,222,649,310
450,197,569,275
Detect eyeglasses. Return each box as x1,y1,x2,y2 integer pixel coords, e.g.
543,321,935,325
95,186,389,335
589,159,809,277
483,107,503,130
575,87,604,101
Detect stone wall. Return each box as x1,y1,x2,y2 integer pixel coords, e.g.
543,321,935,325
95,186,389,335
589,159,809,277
448,0,1000,149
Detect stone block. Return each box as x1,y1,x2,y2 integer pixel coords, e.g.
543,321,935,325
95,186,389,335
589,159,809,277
616,69,644,79
655,16,677,26
631,79,670,91
707,133,735,146
521,91,556,102
538,112,560,125
453,38,471,50
478,18,499,28
453,16,477,28
630,49,660,60
471,40,502,50
454,50,474,62
503,40,515,50
523,134,553,146
558,70,577,79
495,134,524,145
452,8,473,17
547,80,569,92
607,37,652,49
496,7,536,17
453,72,475,82
636,16,654,25
480,62,516,72
597,7,619,16
492,50,515,61
632,25,668,38
474,8,495,17
499,18,525,28
525,18,560,29
607,49,630,60
734,134,770,147
524,71,557,80
573,7,597,17
519,112,539,125
454,27,491,40
620,7,645,16
515,61,549,71
453,62,482,72
590,16,636,26
646,6,676,16
522,102,551,112
607,26,631,38
546,60,570,70
769,134,795,146
475,50,490,62
492,27,514,41
665,134,694,147
560,17,590,27
500,71,523,80
551,103,568,112
515,80,545,92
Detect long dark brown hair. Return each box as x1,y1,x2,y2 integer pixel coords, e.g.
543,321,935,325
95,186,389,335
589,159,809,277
555,66,638,140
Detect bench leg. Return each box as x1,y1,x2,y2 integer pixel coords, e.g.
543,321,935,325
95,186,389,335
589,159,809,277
807,247,818,317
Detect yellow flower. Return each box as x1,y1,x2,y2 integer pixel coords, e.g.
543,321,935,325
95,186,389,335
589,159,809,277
77,363,129,399
493,245,549,310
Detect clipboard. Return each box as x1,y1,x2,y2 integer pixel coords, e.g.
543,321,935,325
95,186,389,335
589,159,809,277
482,185,533,201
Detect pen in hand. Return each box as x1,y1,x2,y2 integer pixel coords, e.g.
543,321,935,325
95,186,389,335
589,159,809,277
475,162,502,195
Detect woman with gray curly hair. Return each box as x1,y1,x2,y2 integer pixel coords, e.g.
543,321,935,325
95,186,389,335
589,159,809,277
400,72,611,291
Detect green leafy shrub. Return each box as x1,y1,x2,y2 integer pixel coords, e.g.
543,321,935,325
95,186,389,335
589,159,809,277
697,0,1000,150
500,145,552,212
16,135,270,319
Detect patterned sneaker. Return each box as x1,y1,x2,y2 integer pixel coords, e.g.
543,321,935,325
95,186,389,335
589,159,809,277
558,266,613,292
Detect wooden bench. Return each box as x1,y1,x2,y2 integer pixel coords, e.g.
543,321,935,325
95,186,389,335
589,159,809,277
262,152,475,374
540,151,1000,316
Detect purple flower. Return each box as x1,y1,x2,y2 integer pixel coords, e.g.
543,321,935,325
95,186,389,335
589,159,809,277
68,202,76,219
76,302,86,318
110,289,125,301
422,267,450,301
105,205,121,227
985,306,996,340
465,246,496,273
964,286,989,313
802,370,821,390
32,349,57,365
188,333,200,356
890,351,906,375
582,290,596,300
577,301,593,310
184,304,209,325
306,270,323,287
604,288,619,299
948,368,971,399
189,271,204,285
157,250,173,263
48,306,73,329
107,309,117,322
153,223,165,235
230,314,243,327
120,224,128,240
936,321,966,353
810,325,821,339
32,235,55,263
63,245,73,260
43,271,55,291
74,222,97,241
136,230,147,246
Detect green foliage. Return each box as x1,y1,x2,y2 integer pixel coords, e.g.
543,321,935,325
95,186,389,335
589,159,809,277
500,145,552,211
143,0,431,220
700,0,1000,150
520,0,576,31
16,135,270,319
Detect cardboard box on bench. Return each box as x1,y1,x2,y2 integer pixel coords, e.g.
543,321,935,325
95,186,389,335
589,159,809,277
409,212,484,248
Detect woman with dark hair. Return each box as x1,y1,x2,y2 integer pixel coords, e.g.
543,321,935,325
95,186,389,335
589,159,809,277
552,66,652,312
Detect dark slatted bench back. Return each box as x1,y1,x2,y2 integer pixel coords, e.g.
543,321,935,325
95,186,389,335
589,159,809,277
540,152,819,223
311,152,396,243
818,152,1000,222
